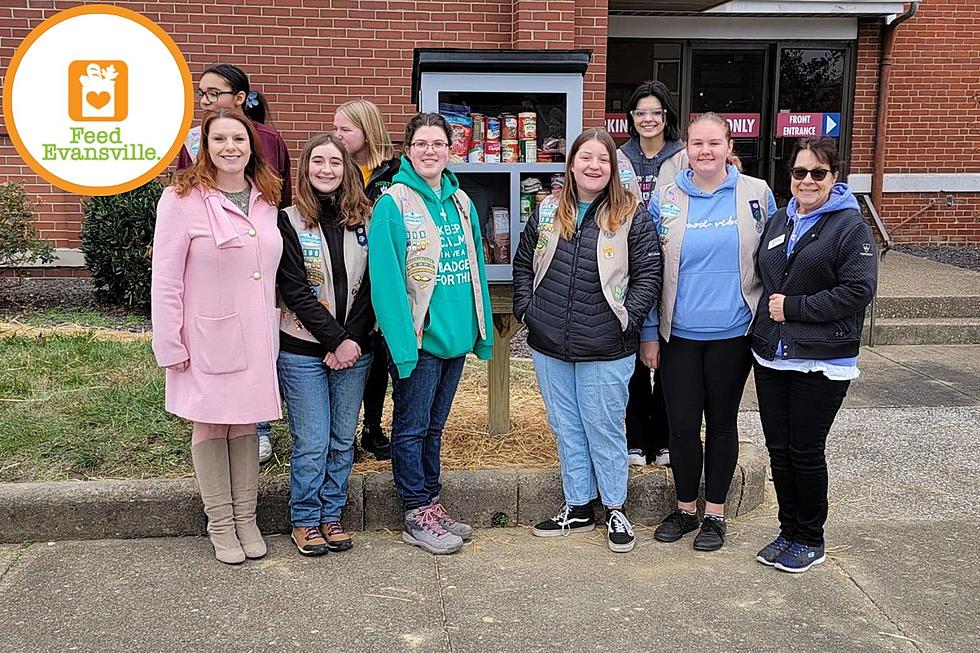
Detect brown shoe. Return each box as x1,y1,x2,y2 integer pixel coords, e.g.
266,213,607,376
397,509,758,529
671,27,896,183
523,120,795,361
291,526,329,556
321,521,353,552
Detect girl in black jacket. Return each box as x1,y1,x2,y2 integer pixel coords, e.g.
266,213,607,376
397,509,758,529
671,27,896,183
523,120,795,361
513,128,662,553
752,137,877,573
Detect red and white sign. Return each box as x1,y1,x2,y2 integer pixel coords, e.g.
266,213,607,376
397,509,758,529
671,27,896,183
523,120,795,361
776,112,841,137
690,113,760,138
605,112,761,139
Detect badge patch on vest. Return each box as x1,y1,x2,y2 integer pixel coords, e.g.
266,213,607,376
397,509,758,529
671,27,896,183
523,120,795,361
661,202,681,218
355,226,368,248
603,246,615,259
618,160,634,181
535,233,549,250
666,189,678,204
404,211,425,228
407,256,436,287
749,199,765,233
613,285,626,302
299,232,320,259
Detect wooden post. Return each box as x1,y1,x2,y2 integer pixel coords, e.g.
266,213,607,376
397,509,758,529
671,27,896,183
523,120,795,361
488,285,517,436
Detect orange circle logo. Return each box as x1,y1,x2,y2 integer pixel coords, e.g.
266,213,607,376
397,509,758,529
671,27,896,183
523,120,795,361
2,5,193,196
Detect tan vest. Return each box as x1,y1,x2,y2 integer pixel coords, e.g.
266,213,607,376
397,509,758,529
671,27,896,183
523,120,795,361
531,194,634,331
656,174,771,341
279,205,369,343
385,183,487,347
653,149,689,192
615,150,643,203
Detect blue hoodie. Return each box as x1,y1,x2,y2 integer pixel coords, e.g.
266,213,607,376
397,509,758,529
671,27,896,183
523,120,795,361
641,165,777,342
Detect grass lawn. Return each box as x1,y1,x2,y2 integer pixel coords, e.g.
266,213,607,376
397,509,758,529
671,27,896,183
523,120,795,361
0,325,556,483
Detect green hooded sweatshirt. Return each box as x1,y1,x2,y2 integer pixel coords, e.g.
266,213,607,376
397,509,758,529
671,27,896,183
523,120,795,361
369,155,494,379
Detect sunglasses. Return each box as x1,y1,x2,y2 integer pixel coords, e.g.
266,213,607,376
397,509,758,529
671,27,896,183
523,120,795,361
791,167,832,182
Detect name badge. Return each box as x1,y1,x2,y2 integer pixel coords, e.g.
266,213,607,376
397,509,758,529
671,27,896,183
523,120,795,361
768,234,786,250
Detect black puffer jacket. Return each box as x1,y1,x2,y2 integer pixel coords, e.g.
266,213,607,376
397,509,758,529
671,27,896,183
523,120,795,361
752,206,877,361
366,157,400,203
513,198,662,362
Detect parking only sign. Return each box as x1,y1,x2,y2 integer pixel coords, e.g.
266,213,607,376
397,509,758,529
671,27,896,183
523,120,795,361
776,112,841,137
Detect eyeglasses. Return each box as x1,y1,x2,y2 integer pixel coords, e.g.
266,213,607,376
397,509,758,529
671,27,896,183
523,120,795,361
410,141,449,153
630,109,667,120
790,167,832,182
195,88,237,103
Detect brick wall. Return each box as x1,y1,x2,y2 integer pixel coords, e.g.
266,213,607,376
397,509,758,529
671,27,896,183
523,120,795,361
0,0,606,253
852,1,980,243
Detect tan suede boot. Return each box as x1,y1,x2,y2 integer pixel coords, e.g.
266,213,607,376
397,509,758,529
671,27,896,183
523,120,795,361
228,434,267,559
191,439,246,565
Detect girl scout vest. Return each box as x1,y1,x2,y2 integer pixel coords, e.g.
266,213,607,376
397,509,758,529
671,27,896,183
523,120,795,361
531,194,634,331
656,174,771,341
615,150,643,201
385,183,487,347
279,205,369,342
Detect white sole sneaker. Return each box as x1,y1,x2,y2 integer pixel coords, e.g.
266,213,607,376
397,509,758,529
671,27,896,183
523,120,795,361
608,539,636,553
401,530,463,555
775,555,826,573
653,450,670,466
627,454,647,467
531,522,595,537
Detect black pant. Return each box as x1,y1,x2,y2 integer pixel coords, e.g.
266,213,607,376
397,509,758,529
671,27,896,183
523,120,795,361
660,335,752,504
362,331,389,428
625,356,669,455
754,362,849,546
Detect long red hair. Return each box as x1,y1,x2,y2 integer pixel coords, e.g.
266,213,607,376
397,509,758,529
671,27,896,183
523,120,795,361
172,108,281,206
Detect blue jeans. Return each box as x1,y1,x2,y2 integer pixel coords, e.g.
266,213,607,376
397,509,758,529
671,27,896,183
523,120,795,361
278,349,373,526
532,351,633,508
256,421,272,438
389,352,465,510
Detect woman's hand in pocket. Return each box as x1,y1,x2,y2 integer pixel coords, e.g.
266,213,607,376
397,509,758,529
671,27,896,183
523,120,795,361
167,360,189,372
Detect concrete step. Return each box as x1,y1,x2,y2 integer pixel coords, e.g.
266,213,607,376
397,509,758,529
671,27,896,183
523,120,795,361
864,317,980,345
874,295,980,319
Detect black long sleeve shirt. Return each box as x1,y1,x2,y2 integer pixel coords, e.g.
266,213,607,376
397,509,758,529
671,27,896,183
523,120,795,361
275,195,375,359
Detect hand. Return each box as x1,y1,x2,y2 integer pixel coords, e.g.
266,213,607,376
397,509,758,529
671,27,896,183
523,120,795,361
326,339,360,370
769,294,786,322
166,360,188,372
639,340,660,369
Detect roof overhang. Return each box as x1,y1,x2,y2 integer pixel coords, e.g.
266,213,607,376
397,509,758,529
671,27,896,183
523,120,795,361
610,0,907,17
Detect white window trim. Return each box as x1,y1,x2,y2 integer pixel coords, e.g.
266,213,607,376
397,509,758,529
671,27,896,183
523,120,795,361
847,173,980,194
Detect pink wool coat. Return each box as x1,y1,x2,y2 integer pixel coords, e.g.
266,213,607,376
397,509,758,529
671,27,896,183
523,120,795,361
151,184,283,424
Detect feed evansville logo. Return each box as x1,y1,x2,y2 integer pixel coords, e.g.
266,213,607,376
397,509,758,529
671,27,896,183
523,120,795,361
2,5,193,195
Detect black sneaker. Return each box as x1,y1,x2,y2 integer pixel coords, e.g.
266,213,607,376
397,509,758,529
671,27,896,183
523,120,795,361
756,535,793,566
654,510,700,543
693,515,726,551
532,503,595,537
605,508,635,553
361,424,391,461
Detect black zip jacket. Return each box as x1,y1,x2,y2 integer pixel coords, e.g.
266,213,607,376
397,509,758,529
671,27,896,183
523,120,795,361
366,157,399,203
276,196,375,359
752,206,877,361
512,199,662,362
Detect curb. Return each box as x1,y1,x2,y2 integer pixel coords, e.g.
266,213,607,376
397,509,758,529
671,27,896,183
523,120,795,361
0,442,768,543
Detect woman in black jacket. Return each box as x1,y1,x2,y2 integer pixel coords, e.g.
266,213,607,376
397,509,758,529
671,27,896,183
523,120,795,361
513,128,662,553
276,133,376,557
752,136,877,573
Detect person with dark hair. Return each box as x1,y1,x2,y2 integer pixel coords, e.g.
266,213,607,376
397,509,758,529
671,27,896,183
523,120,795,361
333,99,401,461
275,133,376,556
178,63,292,209
368,112,493,555
177,63,293,465
617,80,687,470
752,137,876,573
640,112,777,553
151,108,283,565
513,128,661,553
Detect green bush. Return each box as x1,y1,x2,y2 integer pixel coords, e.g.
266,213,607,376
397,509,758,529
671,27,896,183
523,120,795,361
80,180,165,311
0,182,55,275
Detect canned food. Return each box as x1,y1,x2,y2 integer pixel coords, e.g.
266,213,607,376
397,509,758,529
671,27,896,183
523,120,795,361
485,139,501,163
520,194,535,223
470,113,485,142
518,112,536,141
501,113,518,141
520,139,537,163
501,140,520,164
486,116,501,141
468,140,484,163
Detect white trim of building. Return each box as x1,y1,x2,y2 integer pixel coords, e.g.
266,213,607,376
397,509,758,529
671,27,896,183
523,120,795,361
847,173,980,194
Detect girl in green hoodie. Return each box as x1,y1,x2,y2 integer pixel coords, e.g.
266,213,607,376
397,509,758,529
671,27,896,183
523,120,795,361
368,112,493,555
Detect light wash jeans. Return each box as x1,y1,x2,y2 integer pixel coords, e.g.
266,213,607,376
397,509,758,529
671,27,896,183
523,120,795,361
278,349,373,526
531,351,634,508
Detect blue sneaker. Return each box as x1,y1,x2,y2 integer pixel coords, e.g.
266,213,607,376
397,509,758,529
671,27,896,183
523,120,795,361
756,535,794,566
774,542,826,573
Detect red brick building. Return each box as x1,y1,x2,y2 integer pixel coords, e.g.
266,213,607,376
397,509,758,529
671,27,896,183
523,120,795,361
1,0,977,271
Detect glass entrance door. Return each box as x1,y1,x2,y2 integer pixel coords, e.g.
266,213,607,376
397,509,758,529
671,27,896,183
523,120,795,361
690,45,769,179
770,46,850,204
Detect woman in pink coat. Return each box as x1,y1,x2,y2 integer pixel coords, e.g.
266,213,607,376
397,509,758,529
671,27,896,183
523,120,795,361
151,108,284,565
